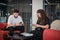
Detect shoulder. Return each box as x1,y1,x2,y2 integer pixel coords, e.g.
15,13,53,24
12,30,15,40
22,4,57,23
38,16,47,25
45,17,49,20
9,15,13,18
18,16,22,18
45,17,50,23
9,15,13,17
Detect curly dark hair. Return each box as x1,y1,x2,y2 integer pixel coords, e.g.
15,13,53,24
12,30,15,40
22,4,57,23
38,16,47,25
37,9,47,25
13,9,19,13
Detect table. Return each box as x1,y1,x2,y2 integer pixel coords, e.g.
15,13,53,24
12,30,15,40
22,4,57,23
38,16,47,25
12,33,33,40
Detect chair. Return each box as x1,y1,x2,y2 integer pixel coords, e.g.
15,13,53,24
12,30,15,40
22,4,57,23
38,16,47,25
0,30,4,40
0,22,20,35
43,29,60,40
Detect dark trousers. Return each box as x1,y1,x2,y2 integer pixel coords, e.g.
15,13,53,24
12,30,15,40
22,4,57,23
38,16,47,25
7,26,24,36
30,28,44,40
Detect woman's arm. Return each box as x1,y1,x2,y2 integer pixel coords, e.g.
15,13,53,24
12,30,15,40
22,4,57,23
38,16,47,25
32,24,49,29
36,24,49,29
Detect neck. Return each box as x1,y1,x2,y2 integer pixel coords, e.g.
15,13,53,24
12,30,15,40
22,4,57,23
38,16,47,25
14,16,18,18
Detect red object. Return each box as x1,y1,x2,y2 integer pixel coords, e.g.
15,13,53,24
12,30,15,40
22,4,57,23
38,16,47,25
0,22,20,34
0,22,20,40
0,23,7,29
0,23,9,35
43,29,60,40
0,30,4,40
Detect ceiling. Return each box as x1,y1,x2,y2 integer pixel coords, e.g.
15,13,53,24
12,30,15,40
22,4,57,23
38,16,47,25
0,0,32,4
46,0,60,3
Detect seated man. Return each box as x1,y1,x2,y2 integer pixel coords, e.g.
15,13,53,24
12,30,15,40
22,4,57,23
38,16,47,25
7,9,24,36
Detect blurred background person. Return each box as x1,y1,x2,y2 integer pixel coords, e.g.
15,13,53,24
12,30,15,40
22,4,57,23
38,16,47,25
51,20,60,30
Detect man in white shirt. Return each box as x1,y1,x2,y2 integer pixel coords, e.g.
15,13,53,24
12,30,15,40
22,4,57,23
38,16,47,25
7,9,24,36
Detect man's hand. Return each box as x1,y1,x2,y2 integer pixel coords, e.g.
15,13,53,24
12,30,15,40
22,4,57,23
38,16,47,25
15,23,23,26
7,24,16,28
15,23,20,26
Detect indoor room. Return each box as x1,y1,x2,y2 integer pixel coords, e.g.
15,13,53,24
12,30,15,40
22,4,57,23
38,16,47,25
0,0,60,40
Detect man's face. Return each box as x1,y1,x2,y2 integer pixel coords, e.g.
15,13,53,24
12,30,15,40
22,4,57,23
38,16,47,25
13,13,19,18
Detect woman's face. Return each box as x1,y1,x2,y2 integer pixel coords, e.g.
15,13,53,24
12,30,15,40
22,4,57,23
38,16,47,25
37,13,41,18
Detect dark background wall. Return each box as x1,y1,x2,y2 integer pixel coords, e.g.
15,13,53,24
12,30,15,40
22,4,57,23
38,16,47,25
0,0,32,32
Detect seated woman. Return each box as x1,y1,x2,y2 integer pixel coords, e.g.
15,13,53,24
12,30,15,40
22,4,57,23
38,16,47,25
30,9,50,40
51,20,60,30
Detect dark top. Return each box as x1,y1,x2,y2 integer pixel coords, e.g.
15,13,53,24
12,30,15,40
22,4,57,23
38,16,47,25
36,17,50,29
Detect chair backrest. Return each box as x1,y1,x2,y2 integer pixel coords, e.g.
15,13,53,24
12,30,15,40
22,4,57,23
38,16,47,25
0,23,7,29
43,29,60,40
0,30,4,40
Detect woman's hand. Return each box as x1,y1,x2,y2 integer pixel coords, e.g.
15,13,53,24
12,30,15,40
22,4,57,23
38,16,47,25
32,24,37,27
36,24,40,27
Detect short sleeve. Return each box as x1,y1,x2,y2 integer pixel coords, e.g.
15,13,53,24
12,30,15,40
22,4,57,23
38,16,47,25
7,16,12,24
45,17,50,28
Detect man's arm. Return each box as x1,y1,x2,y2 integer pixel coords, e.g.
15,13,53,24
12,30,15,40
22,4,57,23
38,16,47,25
7,16,15,27
19,16,24,26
